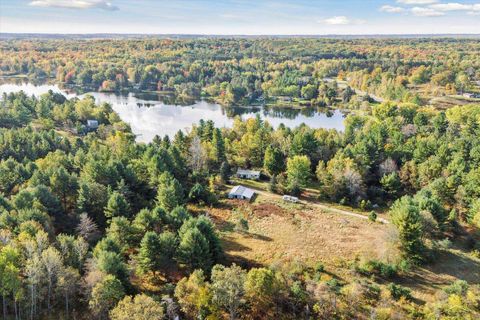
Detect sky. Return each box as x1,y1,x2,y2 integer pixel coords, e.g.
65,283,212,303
0,0,479,35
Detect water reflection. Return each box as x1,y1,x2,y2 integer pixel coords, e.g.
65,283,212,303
0,79,345,143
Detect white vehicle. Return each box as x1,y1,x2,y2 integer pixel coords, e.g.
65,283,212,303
282,195,299,203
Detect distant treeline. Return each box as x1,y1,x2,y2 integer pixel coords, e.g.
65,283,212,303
1,38,479,106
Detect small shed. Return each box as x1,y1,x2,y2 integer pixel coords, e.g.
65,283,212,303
86,120,99,130
236,169,261,180
283,195,299,203
228,186,255,201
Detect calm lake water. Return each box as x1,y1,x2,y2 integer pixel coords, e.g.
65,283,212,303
0,81,346,143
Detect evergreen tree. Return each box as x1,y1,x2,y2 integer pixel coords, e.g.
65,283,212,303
390,196,425,261
156,173,184,212
220,161,231,183
137,231,177,276
105,191,131,220
211,128,226,165
177,228,212,272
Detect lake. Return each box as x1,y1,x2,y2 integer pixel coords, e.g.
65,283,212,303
0,81,346,143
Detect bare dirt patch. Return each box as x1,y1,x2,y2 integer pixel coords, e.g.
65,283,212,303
252,202,290,218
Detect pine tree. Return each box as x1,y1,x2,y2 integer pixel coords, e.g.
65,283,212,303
137,231,177,276
390,196,425,261
105,191,130,219
177,228,212,272
156,173,184,212
211,128,226,165
220,161,230,183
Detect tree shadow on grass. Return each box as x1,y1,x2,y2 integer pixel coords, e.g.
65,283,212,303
220,235,253,252
425,249,480,283
239,230,273,242
223,253,264,269
397,249,480,304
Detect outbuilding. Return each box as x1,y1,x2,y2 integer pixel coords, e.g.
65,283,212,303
236,169,261,180
228,185,255,201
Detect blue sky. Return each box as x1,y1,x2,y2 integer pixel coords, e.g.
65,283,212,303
1,0,479,34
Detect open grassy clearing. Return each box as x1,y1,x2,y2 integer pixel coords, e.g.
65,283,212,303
210,194,393,268
429,95,480,110
206,189,480,304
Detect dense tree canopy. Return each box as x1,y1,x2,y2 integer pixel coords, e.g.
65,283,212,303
1,36,480,319
2,38,479,106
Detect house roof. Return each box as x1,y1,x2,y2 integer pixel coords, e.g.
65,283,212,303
237,169,261,176
229,185,255,199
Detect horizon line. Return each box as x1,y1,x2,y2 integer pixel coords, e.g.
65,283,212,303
2,32,480,37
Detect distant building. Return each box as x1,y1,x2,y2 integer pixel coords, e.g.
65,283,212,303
228,186,255,201
283,195,299,203
277,96,293,103
236,169,261,180
86,120,99,130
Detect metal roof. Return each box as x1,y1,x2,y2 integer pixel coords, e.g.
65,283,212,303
229,185,255,199
236,169,261,176
87,120,99,127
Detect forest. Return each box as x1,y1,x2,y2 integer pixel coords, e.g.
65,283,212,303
1,38,479,107
0,37,480,320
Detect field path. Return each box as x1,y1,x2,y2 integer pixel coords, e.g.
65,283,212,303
248,187,390,224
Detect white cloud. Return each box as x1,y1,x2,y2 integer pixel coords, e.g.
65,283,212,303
29,0,118,11
321,16,366,25
380,5,405,13
390,1,480,17
397,0,438,4
430,3,480,12
430,3,471,11
411,6,445,16
323,16,350,25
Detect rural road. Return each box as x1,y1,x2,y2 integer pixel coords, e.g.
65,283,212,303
252,188,390,224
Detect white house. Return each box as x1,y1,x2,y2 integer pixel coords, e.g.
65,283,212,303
86,120,99,130
236,169,261,180
228,186,255,201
